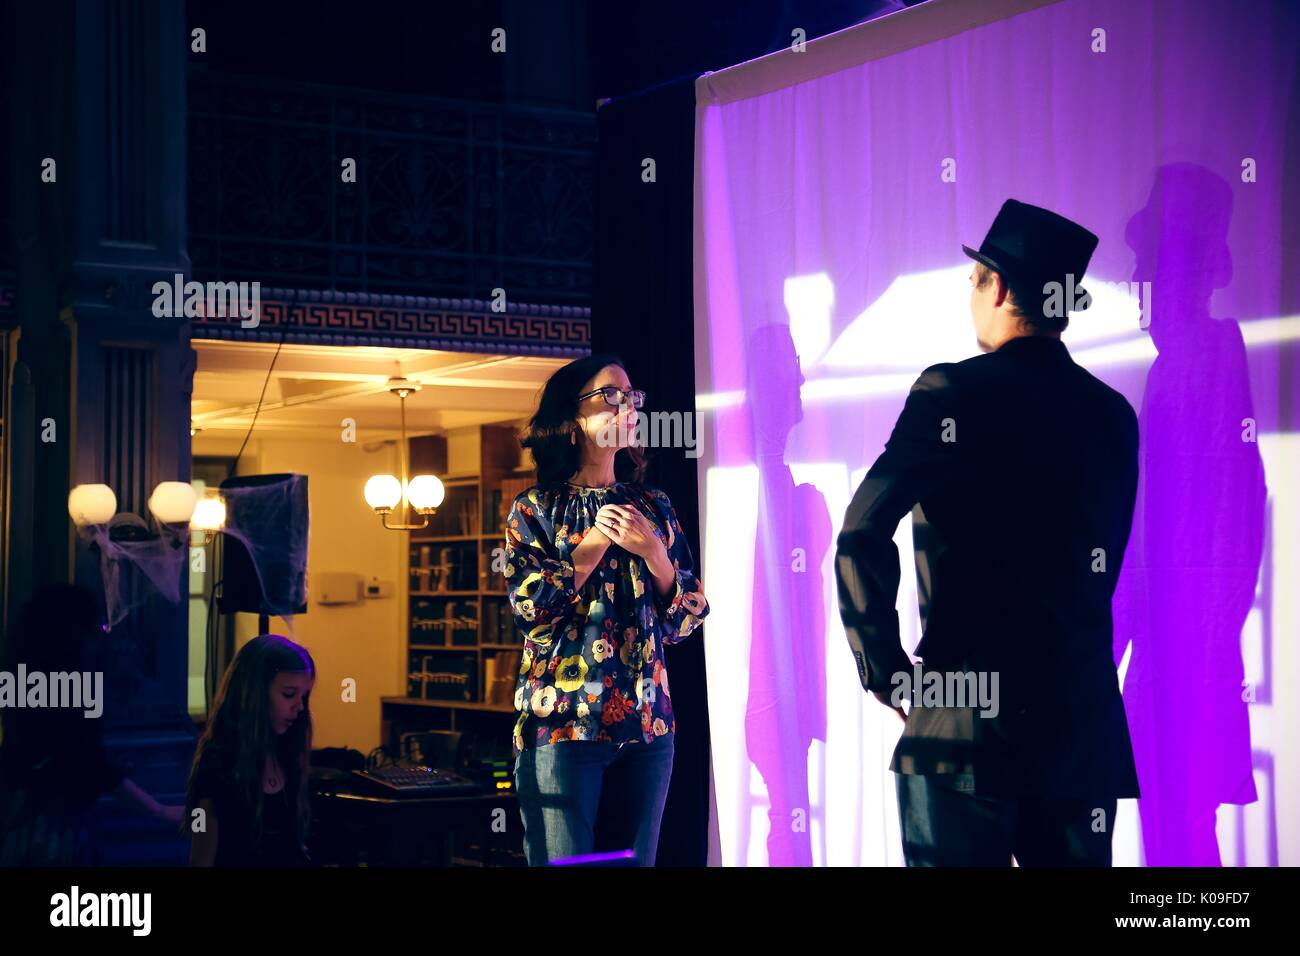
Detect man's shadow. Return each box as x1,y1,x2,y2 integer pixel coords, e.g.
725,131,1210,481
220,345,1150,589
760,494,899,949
1114,163,1266,865
739,324,831,866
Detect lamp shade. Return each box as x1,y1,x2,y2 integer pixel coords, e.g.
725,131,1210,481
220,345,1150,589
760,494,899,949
148,481,199,524
68,484,118,526
365,474,402,511
406,474,445,512
191,493,227,531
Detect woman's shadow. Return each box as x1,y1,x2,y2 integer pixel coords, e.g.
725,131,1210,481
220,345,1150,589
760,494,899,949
740,324,831,866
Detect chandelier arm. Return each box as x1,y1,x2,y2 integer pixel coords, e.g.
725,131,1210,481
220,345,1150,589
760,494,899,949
399,389,412,524
381,511,429,532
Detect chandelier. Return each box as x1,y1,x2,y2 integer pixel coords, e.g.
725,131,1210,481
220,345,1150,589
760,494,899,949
363,377,445,531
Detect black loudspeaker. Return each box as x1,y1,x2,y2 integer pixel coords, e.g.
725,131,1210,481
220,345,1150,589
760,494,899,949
218,473,309,616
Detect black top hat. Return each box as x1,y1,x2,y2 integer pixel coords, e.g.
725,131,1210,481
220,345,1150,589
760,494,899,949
963,199,1098,307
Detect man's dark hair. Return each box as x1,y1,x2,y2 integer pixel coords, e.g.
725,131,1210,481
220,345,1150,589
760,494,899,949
974,262,1068,335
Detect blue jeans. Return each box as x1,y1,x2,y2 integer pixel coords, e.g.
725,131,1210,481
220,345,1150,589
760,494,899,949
895,772,1116,866
513,735,675,866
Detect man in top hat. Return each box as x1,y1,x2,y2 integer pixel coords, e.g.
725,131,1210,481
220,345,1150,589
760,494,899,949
834,199,1141,865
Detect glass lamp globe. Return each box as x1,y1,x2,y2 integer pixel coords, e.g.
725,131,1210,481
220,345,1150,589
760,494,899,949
406,475,445,514
149,481,199,525
68,484,118,526
191,493,227,532
365,475,402,512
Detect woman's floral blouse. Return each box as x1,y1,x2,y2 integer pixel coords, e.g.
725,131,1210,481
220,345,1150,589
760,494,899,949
504,481,709,757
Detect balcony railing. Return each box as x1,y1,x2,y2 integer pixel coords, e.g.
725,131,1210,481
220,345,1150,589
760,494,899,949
188,69,595,307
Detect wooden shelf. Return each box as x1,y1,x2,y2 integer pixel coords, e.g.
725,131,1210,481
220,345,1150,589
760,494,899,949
408,590,510,597
409,643,521,651
381,696,514,714
400,423,529,712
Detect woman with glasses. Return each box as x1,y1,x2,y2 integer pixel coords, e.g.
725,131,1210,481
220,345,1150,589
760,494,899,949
506,353,709,866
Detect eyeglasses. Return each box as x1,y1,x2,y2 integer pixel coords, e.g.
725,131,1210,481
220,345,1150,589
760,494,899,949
577,386,646,409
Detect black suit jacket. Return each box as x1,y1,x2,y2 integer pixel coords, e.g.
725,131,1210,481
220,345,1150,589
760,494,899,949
834,335,1140,800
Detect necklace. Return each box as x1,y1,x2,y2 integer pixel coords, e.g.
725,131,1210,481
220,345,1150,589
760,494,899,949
265,755,283,792
566,480,619,491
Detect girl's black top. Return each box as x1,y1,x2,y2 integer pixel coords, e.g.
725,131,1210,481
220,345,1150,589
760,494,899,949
191,748,309,867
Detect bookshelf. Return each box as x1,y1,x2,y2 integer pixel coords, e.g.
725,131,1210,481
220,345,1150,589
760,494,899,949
381,423,535,745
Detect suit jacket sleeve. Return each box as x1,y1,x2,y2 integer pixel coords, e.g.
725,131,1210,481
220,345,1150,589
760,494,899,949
835,364,957,694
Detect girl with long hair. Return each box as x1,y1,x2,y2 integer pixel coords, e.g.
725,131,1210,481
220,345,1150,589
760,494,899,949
507,353,710,865
185,633,315,866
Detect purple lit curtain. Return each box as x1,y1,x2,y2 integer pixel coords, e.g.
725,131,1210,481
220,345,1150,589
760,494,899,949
693,0,1298,866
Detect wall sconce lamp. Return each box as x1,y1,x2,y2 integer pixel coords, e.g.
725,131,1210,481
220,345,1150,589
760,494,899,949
189,490,227,545
67,480,204,627
69,481,199,541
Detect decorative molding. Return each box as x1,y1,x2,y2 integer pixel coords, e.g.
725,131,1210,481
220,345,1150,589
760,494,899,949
0,280,591,353
191,287,591,355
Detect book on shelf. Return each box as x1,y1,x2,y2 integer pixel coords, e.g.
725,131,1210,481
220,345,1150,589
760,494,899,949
408,650,476,702
457,495,479,536
497,476,536,535
409,540,477,592
416,484,478,537
410,597,478,645
481,598,515,645
484,650,522,706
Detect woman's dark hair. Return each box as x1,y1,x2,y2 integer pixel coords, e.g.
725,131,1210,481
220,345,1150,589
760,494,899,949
185,634,315,845
519,353,648,485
